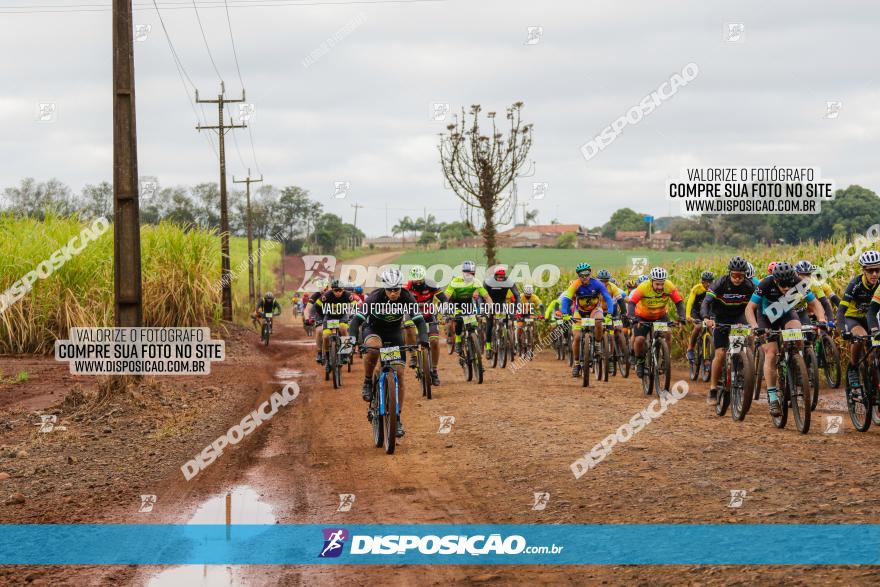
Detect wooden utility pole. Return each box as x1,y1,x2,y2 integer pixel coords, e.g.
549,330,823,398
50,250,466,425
113,0,143,328
196,82,246,321
518,202,528,225
233,169,262,307
351,203,363,248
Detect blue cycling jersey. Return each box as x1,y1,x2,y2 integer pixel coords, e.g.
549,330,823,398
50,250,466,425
560,277,615,315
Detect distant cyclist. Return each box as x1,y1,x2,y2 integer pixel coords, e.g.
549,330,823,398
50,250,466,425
561,263,614,377
837,251,880,393
404,266,448,385
483,267,521,360
254,292,281,328
627,267,686,378
444,260,491,354
685,271,715,364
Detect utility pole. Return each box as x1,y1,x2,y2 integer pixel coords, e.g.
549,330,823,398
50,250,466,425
233,169,262,307
113,0,143,329
196,82,246,321
518,202,529,225
351,203,363,249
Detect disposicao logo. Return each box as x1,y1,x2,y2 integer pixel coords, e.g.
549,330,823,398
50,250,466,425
319,528,349,558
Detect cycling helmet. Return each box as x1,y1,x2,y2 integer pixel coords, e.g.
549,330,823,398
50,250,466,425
597,269,612,280
330,278,342,289
462,260,476,274
772,261,798,287
354,285,363,294
494,267,507,279
746,262,755,279
728,256,749,273
610,277,619,285
624,279,636,289
523,284,534,296
649,267,668,281
264,291,274,299
636,275,649,284
380,268,403,288
700,271,715,282
575,262,591,273
858,250,880,267
767,261,778,275
409,266,427,281
794,260,813,274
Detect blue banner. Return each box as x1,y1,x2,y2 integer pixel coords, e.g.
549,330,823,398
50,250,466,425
1,524,879,565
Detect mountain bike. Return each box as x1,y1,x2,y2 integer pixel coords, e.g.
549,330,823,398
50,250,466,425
604,316,629,378
801,324,821,412
490,314,512,368
813,322,841,398
363,343,420,455
758,327,812,433
413,339,433,400
303,317,315,337
712,324,755,421
639,320,676,396
517,316,537,358
842,333,880,432
323,319,346,389
458,313,484,384
553,317,569,361
445,317,456,355
689,321,713,382
261,312,274,346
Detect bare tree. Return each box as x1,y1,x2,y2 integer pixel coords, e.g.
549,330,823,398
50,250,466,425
439,102,532,265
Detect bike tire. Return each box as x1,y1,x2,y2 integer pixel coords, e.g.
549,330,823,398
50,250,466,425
700,335,713,383
618,332,631,378
491,325,500,368
655,339,671,395
788,353,811,434
331,339,342,389
371,378,383,448
732,350,755,421
606,334,617,377
262,323,269,345
581,333,591,388
421,349,432,400
464,339,473,382
500,329,510,369
641,347,654,396
847,361,872,432
599,336,608,382
753,347,764,400
382,372,397,454
822,335,841,389
471,332,484,384
689,338,701,381
804,347,820,411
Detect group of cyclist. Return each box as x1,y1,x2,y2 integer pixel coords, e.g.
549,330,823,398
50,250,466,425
264,247,880,437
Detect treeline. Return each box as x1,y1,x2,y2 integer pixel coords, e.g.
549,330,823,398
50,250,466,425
0,177,364,254
595,185,880,248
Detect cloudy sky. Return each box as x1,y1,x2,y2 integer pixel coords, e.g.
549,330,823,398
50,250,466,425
1,0,877,236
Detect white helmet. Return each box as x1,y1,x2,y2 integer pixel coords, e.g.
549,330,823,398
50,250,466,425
409,265,427,281
380,268,403,288
462,260,476,274
523,284,534,296
649,267,668,281
859,250,880,267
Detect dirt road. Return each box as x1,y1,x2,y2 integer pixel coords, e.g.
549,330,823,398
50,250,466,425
3,312,880,585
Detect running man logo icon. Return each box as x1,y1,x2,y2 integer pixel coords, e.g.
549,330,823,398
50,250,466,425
824,101,842,120
824,415,843,434
728,489,747,508
532,182,548,200
524,26,543,45
630,257,648,276
532,492,550,511
299,255,337,292
337,494,355,512
37,415,57,433
333,181,351,199
431,103,450,121
438,415,455,434
139,494,157,513
726,23,744,42
318,528,349,558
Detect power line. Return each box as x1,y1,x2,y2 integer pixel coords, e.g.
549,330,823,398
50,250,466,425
192,0,224,83
222,0,262,174
223,0,245,91
0,0,443,14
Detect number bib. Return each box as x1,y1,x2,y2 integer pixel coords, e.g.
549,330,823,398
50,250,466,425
730,326,751,337
613,319,623,328
326,319,340,329
581,318,596,328
462,314,477,326
781,329,804,342
653,322,669,333
380,346,402,361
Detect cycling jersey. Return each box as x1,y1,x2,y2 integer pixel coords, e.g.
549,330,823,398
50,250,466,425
702,275,754,322
544,297,562,320
750,275,815,318
839,275,879,319
519,293,543,316
560,278,614,315
483,277,520,306
405,279,447,318
628,280,683,320
259,298,281,315
598,281,624,316
444,276,489,305
316,290,354,319
685,283,708,319
793,282,827,312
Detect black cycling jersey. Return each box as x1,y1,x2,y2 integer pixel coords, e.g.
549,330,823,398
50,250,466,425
838,275,879,319
359,288,420,326
701,275,754,322
482,277,520,306
316,290,354,319
259,298,281,314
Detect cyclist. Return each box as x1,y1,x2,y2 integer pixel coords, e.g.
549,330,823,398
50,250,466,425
254,291,281,330
514,283,544,350
404,266,448,385
836,250,880,393
745,262,760,287
444,260,491,354
349,268,428,438
562,263,614,377
482,267,520,360
793,260,834,327
596,269,626,318
685,271,715,365
312,279,355,364
700,257,754,401
746,261,827,417
627,267,686,378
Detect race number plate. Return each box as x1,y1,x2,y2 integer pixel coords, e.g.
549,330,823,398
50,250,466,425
380,346,402,361
872,337,880,348
729,335,746,354
556,319,564,326
613,320,623,328
653,322,669,332
730,326,751,336
462,314,477,326
265,312,273,318
494,313,507,319
326,319,340,329
781,329,804,341
524,318,534,323
581,318,596,327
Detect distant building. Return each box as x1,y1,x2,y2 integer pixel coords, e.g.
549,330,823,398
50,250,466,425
615,230,647,241
498,224,583,247
364,235,418,249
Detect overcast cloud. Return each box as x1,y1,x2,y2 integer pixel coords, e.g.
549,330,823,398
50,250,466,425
1,0,877,236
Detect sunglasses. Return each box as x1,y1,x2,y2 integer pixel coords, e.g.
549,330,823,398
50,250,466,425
578,272,591,278
865,267,880,275
385,287,401,293
332,288,343,292
730,272,745,279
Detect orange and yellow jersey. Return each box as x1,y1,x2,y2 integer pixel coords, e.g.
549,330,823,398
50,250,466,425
599,281,624,312
628,279,684,320
519,293,543,315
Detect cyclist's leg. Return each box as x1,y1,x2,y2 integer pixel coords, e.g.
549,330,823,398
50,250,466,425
486,313,495,351
710,321,732,397
758,312,780,389
427,318,440,366
572,312,582,360
846,317,868,387
361,326,382,400
591,307,604,341
688,318,701,358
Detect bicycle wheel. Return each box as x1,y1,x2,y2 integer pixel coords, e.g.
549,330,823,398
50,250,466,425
641,345,654,396
804,347,820,411
382,372,397,454
371,378,383,448
606,333,617,377
420,348,432,400
655,339,671,395
822,335,841,389
447,326,455,355
262,323,269,345
471,332,484,384
617,332,631,378
787,353,811,433
731,351,755,421
490,325,500,368
598,336,608,382
330,339,341,389
715,369,730,417
689,335,701,381
753,347,764,400
847,361,872,432
567,330,574,367
500,328,510,369
582,333,591,388
700,335,713,382
772,363,789,429
463,337,473,382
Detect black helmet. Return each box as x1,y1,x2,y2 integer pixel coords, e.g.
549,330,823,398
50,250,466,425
772,261,798,287
264,291,274,299
794,260,813,274
727,256,749,272
330,278,342,289
700,271,715,282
